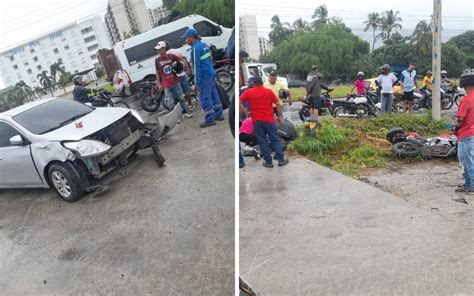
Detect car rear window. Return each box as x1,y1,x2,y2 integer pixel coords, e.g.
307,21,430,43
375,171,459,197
13,100,93,135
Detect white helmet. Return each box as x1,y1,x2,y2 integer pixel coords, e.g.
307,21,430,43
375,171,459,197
357,71,365,77
441,70,447,74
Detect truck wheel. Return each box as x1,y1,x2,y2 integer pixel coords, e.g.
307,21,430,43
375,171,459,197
48,162,85,202
152,143,166,167
392,141,422,158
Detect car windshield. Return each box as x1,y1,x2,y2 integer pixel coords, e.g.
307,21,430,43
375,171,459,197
13,100,94,135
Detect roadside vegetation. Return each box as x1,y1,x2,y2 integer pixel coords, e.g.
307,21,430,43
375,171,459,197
288,113,449,178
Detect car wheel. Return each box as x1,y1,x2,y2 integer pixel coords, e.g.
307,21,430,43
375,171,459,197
152,143,166,167
48,162,85,202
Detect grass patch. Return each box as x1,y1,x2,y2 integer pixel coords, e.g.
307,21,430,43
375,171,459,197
288,113,450,178
289,85,352,100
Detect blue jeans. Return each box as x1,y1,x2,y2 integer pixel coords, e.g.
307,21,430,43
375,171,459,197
380,93,393,114
254,120,284,164
239,143,245,167
164,83,188,114
199,78,223,124
458,136,474,190
179,75,191,95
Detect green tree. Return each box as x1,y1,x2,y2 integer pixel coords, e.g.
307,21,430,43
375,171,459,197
447,30,474,68
292,18,308,33
363,12,381,53
411,20,432,58
33,86,46,99
441,42,467,76
37,71,55,97
171,0,235,28
14,80,33,103
58,71,72,93
379,10,403,41
268,15,293,46
311,5,329,28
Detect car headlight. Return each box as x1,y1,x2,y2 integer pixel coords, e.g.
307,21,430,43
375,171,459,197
63,140,111,158
130,109,144,123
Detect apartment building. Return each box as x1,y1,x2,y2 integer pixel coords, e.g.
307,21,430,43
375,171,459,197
239,15,260,60
147,5,171,27
258,36,272,56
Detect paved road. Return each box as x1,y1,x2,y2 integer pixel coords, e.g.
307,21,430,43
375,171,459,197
240,157,473,295
0,96,234,294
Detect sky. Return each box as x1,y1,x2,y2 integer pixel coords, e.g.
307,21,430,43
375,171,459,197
0,0,163,89
239,0,474,46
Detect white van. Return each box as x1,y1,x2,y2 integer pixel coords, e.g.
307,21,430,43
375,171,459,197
113,15,232,85
243,63,288,87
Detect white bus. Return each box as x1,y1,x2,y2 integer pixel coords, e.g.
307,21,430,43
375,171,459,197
113,15,232,86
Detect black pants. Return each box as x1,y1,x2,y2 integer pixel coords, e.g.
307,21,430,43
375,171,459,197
239,132,258,146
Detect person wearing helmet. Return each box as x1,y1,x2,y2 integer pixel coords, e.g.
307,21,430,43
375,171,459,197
165,41,195,111
349,71,366,96
183,28,223,128
421,70,433,91
399,62,418,113
375,64,398,114
72,76,96,103
306,65,330,116
154,41,192,119
453,69,474,194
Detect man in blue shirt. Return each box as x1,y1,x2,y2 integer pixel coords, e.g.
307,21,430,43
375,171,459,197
400,62,418,113
182,28,224,128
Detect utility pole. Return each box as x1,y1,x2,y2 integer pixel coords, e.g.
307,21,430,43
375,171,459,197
432,0,442,120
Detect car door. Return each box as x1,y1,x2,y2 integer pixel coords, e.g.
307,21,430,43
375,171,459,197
0,121,43,187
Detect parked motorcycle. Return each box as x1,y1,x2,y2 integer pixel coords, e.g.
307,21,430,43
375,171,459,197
387,127,457,158
87,89,130,108
445,84,466,106
333,93,379,118
137,81,165,112
298,90,335,122
211,45,235,92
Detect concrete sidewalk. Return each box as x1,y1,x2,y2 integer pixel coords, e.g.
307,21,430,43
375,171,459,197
240,156,473,295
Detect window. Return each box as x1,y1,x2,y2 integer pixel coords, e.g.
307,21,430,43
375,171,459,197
84,35,97,43
78,50,83,55
58,58,63,63
27,69,32,74
33,56,38,62
30,48,35,54
193,21,220,37
9,56,14,62
0,122,21,147
37,65,42,71
124,27,187,65
13,64,18,70
24,61,29,66
64,45,70,50
81,26,93,34
87,44,99,52
90,54,96,60
53,48,59,54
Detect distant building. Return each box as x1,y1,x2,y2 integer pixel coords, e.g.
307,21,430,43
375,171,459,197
148,5,171,27
104,0,153,45
239,15,260,60
0,15,111,88
258,36,272,56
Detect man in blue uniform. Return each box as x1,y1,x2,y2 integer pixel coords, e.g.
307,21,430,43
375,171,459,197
182,28,224,128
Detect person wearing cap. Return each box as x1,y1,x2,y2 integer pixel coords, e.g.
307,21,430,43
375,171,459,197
154,41,192,119
164,41,194,111
421,70,433,91
183,28,224,128
375,64,398,114
452,69,474,194
264,72,292,114
239,75,289,168
306,65,330,116
399,62,418,113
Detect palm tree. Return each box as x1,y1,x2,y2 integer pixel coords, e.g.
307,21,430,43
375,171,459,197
33,86,45,99
312,4,329,27
379,10,403,41
411,20,432,57
14,80,33,103
269,15,293,46
363,12,381,53
293,18,308,33
37,71,55,97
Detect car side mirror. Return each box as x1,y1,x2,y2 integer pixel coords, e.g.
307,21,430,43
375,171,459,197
217,26,223,35
9,135,24,146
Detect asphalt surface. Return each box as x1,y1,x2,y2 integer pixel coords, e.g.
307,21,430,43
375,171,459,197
0,94,234,294
240,157,473,295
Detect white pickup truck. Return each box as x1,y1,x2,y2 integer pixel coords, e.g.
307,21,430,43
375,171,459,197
242,63,288,87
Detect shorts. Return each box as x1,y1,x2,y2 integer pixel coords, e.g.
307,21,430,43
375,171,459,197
309,96,322,109
402,91,414,102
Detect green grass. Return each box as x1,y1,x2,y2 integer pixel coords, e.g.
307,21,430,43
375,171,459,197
290,85,352,100
288,113,450,178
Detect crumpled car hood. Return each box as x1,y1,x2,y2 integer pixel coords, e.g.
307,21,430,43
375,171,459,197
42,107,131,141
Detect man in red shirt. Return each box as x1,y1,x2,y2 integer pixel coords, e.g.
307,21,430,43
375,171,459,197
239,76,289,167
453,69,474,193
154,41,191,119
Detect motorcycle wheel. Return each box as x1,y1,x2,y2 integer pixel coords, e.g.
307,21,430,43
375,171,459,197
356,104,369,118
113,100,130,108
386,127,405,144
454,94,463,106
215,68,234,92
441,96,454,110
392,141,422,158
141,91,163,113
334,106,351,118
299,108,310,122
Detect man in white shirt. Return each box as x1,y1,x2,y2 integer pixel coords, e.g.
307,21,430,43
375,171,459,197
376,64,398,114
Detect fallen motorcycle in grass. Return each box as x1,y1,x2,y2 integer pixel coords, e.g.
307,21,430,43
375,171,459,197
386,127,457,159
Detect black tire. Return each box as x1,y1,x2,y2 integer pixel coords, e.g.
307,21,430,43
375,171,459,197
392,141,422,158
48,162,85,202
441,95,454,110
386,127,405,144
454,94,463,106
334,106,351,117
140,92,162,112
152,143,166,167
215,68,234,92
114,100,130,108
229,95,235,137
299,108,310,122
